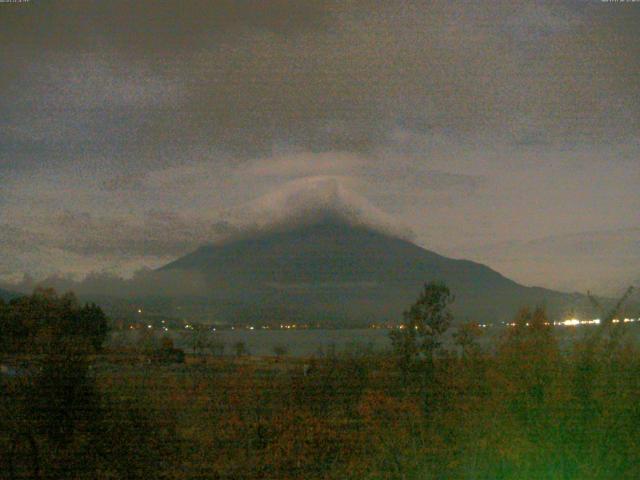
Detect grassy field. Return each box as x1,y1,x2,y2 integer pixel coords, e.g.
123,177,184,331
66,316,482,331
85,328,640,479
3,289,640,479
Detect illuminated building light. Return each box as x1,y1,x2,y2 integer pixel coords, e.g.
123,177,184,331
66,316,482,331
562,319,580,326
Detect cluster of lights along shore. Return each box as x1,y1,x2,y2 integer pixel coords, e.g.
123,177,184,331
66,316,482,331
504,318,637,327
130,307,638,332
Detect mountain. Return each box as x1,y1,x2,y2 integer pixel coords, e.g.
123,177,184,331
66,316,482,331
159,219,595,326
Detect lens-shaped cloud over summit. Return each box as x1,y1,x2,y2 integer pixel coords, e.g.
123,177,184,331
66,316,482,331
218,176,415,243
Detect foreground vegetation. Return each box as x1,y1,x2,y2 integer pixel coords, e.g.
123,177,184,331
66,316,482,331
1,286,639,479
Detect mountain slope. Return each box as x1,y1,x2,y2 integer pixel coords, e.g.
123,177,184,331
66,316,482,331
159,220,592,326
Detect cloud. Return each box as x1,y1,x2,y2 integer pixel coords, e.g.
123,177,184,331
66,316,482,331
99,172,147,192
3,268,210,299
240,151,365,178
38,209,219,257
221,176,415,241
0,1,638,293
2,0,638,166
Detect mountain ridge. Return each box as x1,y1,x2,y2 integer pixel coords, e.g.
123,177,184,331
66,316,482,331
159,219,595,326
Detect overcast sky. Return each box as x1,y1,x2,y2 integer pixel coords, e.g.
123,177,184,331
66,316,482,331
1,0,638,292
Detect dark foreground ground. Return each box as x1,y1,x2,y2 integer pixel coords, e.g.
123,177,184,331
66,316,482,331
4,320,640,480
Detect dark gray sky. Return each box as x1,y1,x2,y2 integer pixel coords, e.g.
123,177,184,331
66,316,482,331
1,0,639,294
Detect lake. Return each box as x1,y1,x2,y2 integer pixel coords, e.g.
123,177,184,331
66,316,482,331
107,324,636,357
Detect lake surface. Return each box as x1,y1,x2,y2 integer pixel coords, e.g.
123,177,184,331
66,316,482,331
111,328,394,357
107,324,638,357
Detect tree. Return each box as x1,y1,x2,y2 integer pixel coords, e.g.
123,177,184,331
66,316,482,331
0,289,109,477
390,282,454,384
453,321,483,359
209,340,225,357
188,323,210,355
234,341,247,357
76,303,109,351
27,341,101,447
1,288,179,478
155,336,185,364
273,344,288,361
0,288,110,355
